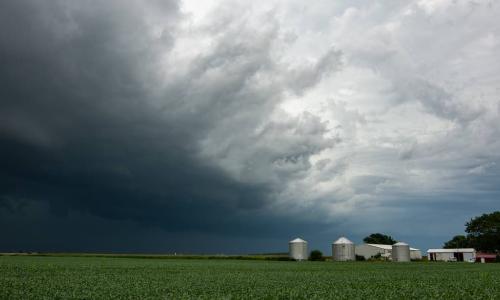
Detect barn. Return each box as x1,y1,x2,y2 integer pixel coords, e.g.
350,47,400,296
355,244,422,260
427,248,476,262
475,253,497,263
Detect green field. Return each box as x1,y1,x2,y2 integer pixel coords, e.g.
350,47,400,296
1,256,500,299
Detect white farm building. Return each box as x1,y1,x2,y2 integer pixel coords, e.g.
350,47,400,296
427,248,476,262
355,244,422,260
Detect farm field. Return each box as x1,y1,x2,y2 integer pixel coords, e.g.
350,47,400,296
1,256,500,299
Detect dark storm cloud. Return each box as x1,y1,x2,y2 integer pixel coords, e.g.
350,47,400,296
5,0,498,254
0,0,340,252
1,0,248,225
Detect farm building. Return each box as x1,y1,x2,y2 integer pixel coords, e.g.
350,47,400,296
427,248,476,262
355,244,422,260
289,238,308,260
332,237,355,261
475,253,497,263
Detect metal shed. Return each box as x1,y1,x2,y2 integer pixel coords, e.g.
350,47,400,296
427,248,476,262
355,244,422,260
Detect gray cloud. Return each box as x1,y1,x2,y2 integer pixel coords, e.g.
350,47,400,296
0,0,343,252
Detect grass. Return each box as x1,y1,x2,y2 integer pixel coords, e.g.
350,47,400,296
1,255,499,299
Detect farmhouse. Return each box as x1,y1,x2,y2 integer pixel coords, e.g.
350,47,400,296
355,244,422,260
427,248,476,262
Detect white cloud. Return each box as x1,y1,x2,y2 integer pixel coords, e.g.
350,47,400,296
179,0,500,227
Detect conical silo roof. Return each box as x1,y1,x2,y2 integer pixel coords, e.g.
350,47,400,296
290,238,307,243
333,237,353,244
393,242,408,246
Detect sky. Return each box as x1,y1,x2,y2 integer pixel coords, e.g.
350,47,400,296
1,0,499,254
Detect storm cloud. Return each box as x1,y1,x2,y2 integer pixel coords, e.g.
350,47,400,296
1,0,500,253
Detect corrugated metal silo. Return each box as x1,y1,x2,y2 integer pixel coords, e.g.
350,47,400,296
289,238,308,260
392,242,411,262
332,237,355,261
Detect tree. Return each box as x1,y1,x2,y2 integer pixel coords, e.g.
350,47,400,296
443,235,472,249
309,250,324,261
355,255,366,261
363,233,396,245
465,211,500,252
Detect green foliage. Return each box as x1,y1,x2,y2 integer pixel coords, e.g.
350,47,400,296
355,255,366,261
309,250,324,261
363,233,396,245
366,253,385,261
465,211,500,252
2,256,500,299
443,235,472,249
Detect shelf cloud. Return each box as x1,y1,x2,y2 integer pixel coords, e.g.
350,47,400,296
1,0,499,253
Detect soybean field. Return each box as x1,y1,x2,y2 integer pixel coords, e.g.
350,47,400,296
1,256,500,299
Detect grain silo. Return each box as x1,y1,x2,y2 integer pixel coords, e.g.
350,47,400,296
332,237,355,261
392,242,411,262
289,238,308,261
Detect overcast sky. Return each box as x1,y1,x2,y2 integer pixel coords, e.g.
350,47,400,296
1,0,499,254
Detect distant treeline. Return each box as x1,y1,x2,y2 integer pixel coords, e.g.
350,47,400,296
0,253,295,261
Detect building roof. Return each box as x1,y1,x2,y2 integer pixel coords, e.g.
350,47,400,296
289,238,307,243
427,248,475,253
365,244,420,251
476,253,497,259
333,237,353,244
366,244,392,250
394,242,408,246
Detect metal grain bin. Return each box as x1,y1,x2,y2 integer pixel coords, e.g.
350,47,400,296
332,237,355,261
392,242,410,262
289,238,308,261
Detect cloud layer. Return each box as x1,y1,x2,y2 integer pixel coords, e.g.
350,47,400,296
1,0,499,252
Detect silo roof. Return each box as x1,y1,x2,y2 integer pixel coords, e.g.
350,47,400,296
289,238,307,243
333,237,353,244
393,242,408,246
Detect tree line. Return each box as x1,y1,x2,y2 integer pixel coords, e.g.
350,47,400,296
361,211,500,253
443,211,500,253
308,211,499,261
360,211,500,253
